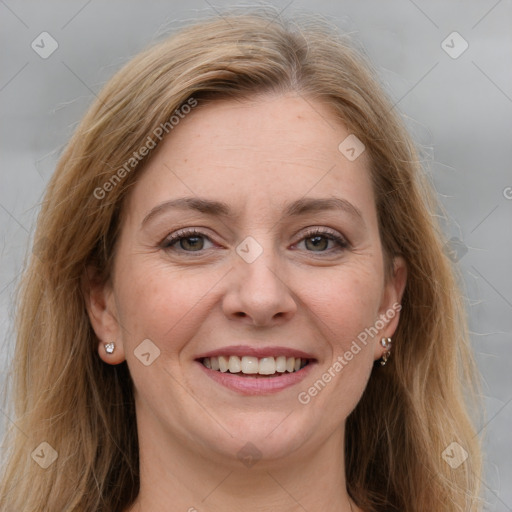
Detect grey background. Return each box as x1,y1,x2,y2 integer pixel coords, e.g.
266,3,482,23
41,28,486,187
1,0,511,509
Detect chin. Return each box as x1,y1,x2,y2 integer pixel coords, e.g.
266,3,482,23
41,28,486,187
191,408,319,467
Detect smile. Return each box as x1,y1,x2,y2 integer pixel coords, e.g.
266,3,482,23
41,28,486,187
201,355,310,376
195,346,317,395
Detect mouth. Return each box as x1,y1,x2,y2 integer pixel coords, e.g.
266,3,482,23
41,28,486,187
200,355,311,377
194,346,317,395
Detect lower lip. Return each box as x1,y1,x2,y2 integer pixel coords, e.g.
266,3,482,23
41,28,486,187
196,361,315,395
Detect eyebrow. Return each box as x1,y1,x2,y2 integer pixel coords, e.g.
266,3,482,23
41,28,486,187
141,196,364,227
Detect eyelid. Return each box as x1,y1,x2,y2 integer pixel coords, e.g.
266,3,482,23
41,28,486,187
301,226,346,239
161,228,217,250
161,226,350,254
295,226,350,248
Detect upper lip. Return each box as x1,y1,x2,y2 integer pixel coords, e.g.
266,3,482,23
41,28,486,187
195,345,317,360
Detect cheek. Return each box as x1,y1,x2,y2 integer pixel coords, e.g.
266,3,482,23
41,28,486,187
296,263,382,407
113,258,218,410
114,257,213,353
301,262,383,346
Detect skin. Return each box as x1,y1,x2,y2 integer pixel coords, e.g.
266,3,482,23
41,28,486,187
86,93,407,512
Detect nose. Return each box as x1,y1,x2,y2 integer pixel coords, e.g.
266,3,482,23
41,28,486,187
222,249,297,327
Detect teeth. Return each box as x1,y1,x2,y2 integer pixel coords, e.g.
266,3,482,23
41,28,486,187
241,356,259,374
228,355,241,373
219,355,229,373
202,355,309,375
258,357,276,375
276,355,287,372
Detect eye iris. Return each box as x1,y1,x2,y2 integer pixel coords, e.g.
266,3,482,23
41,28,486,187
305,235,328,251
181,236,204,251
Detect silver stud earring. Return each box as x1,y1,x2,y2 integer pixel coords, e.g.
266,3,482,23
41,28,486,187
380,337,392,366
104,342,115,354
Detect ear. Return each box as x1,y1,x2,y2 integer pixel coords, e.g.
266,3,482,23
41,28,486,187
83,266,126,365
374,255,407,361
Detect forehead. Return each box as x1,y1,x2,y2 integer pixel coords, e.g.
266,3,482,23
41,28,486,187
127,93,375,221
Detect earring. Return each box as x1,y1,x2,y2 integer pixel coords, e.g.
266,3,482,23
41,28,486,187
380,337,392,366
104,342,115,354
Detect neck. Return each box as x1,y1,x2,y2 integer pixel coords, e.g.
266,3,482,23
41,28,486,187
126,415,359,512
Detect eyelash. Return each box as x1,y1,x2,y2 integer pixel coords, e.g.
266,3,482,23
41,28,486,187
299,227,350,252
161,227,350,254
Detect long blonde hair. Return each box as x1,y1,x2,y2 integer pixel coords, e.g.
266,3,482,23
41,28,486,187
0,12,482,512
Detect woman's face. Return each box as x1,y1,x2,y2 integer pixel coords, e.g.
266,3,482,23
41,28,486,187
90,93,406,467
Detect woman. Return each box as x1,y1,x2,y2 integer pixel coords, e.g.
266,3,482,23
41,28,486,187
0,12,482,512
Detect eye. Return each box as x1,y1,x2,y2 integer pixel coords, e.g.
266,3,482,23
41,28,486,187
295,228,349,253
161,227,349,255
161,229,215,252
